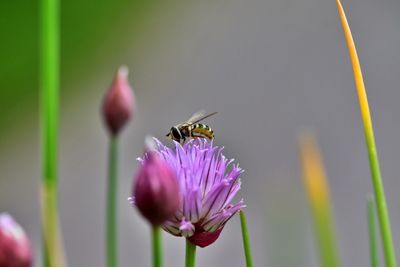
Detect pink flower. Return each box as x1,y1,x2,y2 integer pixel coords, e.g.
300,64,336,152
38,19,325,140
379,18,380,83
133,151,180,226
145,138,245,247
102,66,134,136
0,213,32,267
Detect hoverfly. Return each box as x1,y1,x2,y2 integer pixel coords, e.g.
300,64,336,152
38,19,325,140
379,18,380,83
166,110,217,143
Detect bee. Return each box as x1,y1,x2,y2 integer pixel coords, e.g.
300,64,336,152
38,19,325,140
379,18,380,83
166,110,217,143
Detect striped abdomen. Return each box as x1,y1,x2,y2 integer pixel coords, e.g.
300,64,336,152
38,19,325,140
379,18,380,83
191,124,214,140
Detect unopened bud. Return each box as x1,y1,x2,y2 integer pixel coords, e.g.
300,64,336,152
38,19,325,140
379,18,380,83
102,65,135,136
133,151,180,226
0,213,32,267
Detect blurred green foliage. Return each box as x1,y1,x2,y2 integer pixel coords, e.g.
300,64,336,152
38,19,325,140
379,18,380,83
0,0,150,129
0,1,38,128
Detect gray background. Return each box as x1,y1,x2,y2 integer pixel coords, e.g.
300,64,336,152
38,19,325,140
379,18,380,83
1,0,400,266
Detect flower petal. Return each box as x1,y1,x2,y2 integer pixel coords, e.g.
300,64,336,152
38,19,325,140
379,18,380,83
203,200,245,232
179,219,195,237
188,227,224,248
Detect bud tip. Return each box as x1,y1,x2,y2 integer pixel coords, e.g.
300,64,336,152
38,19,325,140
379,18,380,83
102,65,135,136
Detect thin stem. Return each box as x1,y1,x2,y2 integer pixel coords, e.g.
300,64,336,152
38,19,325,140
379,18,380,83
106,137,118,267
40,0,66,266
152,226,163,267
336,1,397,267
240,210,254,267
41,0,59,186
368,197,379,267
185,239,196,267
41,185,66,267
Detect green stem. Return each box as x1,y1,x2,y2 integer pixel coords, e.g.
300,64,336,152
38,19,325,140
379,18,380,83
42,184,66,267
40,0,66,266
152,226,162,267
41,0,59,187
364,124,396,267
313,207,341,267
335,1,397,266
106,137,118,267
240,210,254,267
368,197,379,267
185,239,196,267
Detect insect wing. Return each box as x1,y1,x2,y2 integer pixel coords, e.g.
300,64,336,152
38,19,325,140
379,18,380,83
189,111,218,124
186,110,206,124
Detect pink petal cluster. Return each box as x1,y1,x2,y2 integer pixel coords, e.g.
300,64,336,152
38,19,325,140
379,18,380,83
152,138,245,247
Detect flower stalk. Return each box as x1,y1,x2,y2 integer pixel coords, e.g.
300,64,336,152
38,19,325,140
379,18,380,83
106,137,118,267
40,0,66,265
133,140,180,267
335,1,397,266
152,227,163,267
103,66,134,267
240,210,254,267
185,239,196,267
368,197,379,267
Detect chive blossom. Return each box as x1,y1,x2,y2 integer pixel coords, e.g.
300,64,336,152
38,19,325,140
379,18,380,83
146,138,245,248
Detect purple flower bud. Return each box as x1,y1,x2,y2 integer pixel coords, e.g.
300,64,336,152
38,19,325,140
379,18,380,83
133,151,180,226
0,213,32,267
102,66,135,136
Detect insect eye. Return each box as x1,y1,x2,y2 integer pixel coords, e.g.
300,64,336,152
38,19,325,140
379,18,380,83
171,127,181,140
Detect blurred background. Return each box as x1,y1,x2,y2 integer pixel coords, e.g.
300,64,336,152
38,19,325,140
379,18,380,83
1,0,400,266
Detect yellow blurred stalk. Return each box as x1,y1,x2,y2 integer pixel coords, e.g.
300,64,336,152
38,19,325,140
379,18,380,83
298,133,341,267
